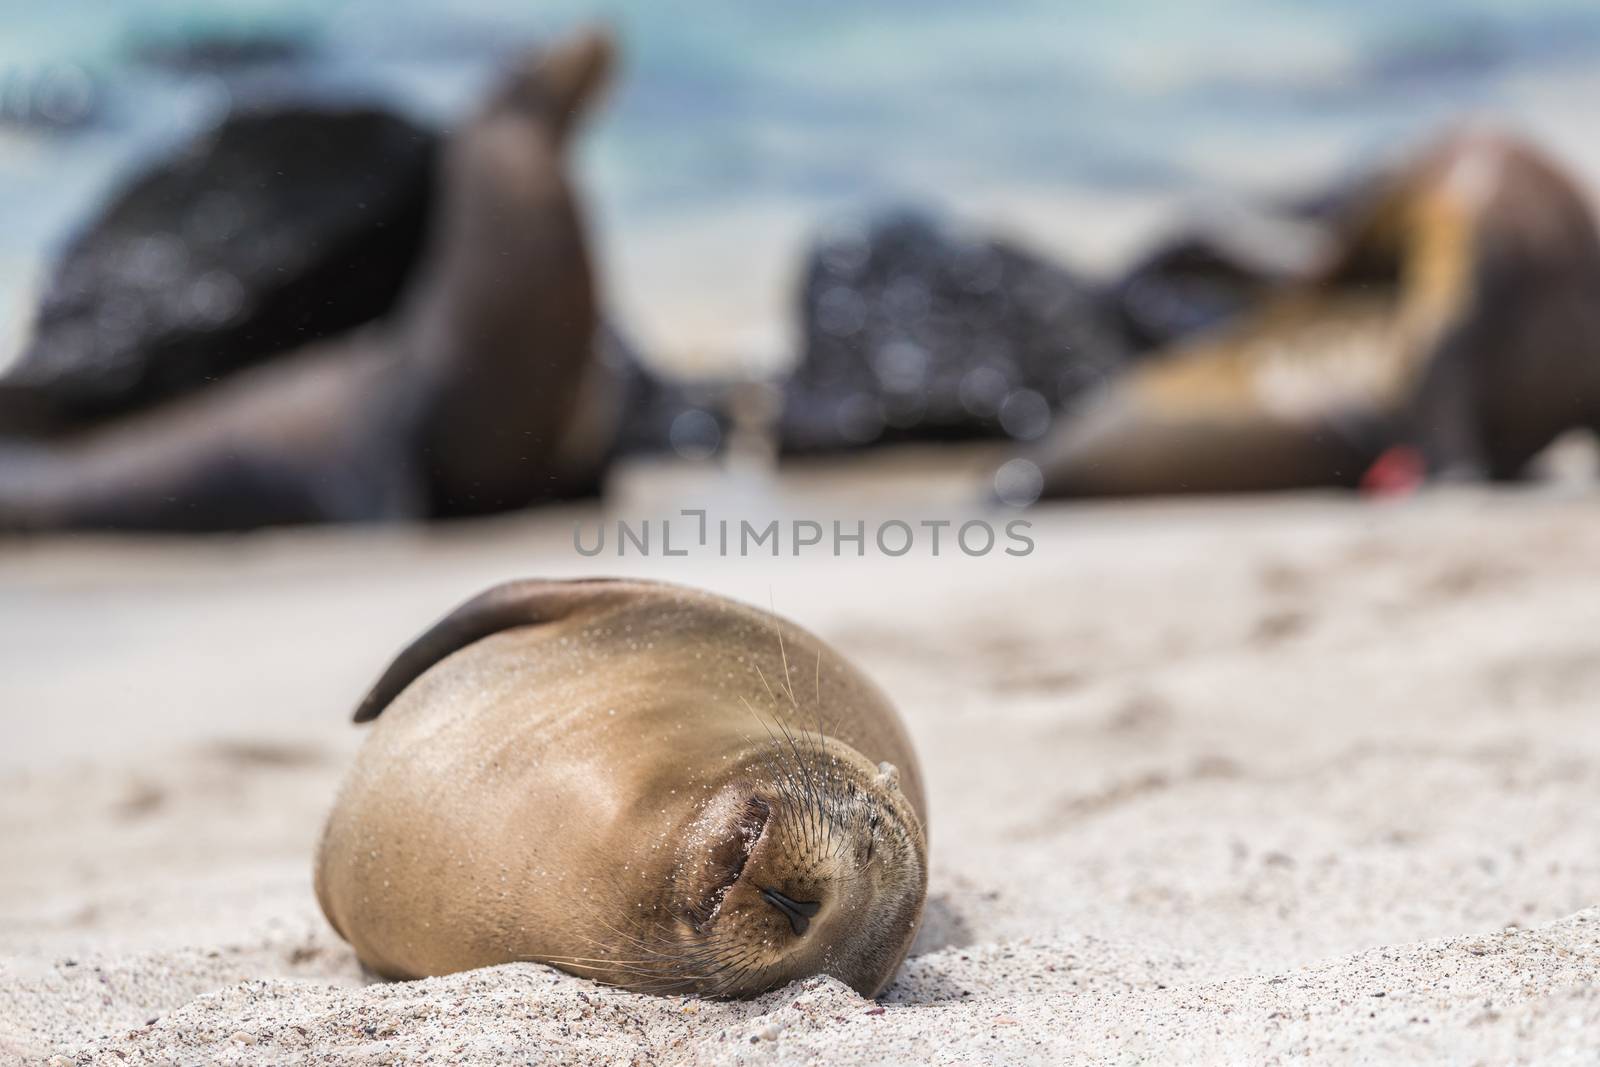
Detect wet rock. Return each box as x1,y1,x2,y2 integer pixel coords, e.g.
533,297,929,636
0,104,436,434
781,210,1129,453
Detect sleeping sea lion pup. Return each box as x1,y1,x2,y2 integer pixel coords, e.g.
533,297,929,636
1012,128,1600,497
314,578,929,998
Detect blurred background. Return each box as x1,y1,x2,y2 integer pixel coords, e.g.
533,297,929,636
6,6,1600,1062
5,0,1600,375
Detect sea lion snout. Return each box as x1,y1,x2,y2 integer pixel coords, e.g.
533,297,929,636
759,888,821,936
670,739,927,997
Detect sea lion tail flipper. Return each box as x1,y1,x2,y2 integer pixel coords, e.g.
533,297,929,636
353,577,637,722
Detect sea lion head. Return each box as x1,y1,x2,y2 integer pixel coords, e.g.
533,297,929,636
487,25,615,144
651,735,928,998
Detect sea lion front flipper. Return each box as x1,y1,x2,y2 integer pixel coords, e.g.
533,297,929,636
352,577,640,722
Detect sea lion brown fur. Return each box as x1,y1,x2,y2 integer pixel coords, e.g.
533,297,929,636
1018,129,1600,497
314,578,929,998
0,27,615,530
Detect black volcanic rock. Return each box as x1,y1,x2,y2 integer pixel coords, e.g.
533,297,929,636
599,324,734,460
0,104,436,434
781,210,1131,453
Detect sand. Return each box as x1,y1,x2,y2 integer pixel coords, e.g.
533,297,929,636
3,469,1600,1065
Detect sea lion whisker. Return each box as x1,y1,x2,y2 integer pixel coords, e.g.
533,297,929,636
546,924,742,990
707,956,780,999
736,699,820,832
764,640,843,860
585,913,683,956
538,954,680,967
810,654,845,854
791,707,840,856
567,914,682,966
763,596,802,711
751,661,784,715
737,697,808,793
523,949,687,979
640,931,762,988
526,955,711,987
596,960,721,983
749,682,828,852
560,963,715,995
804,647,839,784
730,728,845,890
563,923,678,961
772,709,835,846
698,946,769,997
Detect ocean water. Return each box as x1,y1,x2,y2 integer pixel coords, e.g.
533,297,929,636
3,0,1599,367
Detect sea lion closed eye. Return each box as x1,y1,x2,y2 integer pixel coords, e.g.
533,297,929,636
314,578,929,998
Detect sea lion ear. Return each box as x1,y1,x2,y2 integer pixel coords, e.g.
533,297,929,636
352,577,635,723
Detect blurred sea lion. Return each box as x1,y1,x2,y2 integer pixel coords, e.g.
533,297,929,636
315,578,928,998
0,27,615,531
1109,206,1332,352
1015,129,1600,498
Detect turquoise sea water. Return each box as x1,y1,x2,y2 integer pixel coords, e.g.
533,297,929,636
2,0,1599,355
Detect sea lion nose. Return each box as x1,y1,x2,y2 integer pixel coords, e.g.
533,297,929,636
759,887,821,936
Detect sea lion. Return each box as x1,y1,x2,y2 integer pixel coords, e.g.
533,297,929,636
1013,129,1600,497
0,27,614,531
314,578,928,998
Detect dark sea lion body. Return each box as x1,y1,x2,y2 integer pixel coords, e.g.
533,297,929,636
316,578,928,998
1109,216,1321,352
0,29,614,531
1022,130,1600,498
0,336,418,529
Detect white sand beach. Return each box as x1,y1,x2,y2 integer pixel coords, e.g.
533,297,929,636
3,464,1599,1064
